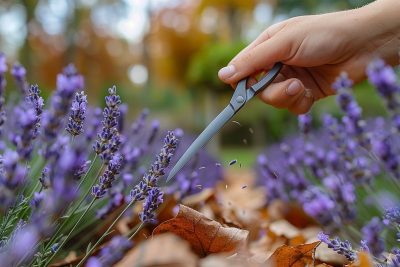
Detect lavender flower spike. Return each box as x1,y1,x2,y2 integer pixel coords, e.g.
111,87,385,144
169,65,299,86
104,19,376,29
12,106,38,160
42,64,84,146
26,84,44,138
93,86,121,159
361,217,385,257
0,52,7,89
139,187,163,223
318,232,357,261
130,131,178,201
66,91,88,136
11,63,28,94
0,53,7,141
383,206,400,225
92,154,123,199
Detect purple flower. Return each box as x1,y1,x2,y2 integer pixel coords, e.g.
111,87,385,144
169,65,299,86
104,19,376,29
383,206,400,225
56,64,84,93
390,248,400,267
86,236,132,267
75,160,91,180
300,187,338,227
85,107,102,142
42,65,84,150
332,72,353,91
45,145,86,214
66,91,87,136
323,174,356,221
0,53,7,74
0,225,39,265
367,59,399,97
26,84,44,138
11,63,28,94
39,167,49,189
372,135,399,176
0,54,7,141
139,187,163,223
130,108,149,136
361,217,385,257
367,59,400,132
147,120,160,145
11,106,38,160
130,131,178,203
92,154,123,199
130,181,149,202
93,86,121,161
0,150,27,208
100,132,121,164
333,73,370,149
31,191,45,209
298,113,312,135
318,232,356,261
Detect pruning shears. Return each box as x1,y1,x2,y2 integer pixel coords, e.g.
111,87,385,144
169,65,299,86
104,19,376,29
166,62,283,182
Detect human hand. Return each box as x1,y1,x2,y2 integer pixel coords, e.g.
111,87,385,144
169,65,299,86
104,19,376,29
218,0,400,114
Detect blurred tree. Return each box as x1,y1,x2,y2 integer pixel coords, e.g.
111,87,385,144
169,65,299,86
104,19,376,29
276,0,373,14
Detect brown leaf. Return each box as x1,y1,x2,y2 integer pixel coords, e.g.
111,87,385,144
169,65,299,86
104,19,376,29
153,204,249,257
182,188,214,206
266,241,321,267
115,233,197,267
200,253,263,267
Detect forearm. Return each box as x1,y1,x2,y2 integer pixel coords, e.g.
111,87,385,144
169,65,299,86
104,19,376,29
359,0,400,65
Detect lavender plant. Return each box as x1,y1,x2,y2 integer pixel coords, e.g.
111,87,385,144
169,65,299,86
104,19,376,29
0,54,222,266
256,59,400,265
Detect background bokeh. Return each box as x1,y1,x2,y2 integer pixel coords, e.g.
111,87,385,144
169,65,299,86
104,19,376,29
0,0,380,165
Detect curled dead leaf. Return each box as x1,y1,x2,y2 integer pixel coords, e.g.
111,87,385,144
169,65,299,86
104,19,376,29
200,253,263,267
266,241,325,267
153,204,249,257
115,233,197,267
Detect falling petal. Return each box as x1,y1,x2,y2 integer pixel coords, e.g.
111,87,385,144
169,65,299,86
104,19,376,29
232,120,241,126
229,159,237,166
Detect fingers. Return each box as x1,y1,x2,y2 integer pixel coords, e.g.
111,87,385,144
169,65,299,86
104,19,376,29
218,23,289,85
288,89,314,114
257,78,314,114
229,21,288,65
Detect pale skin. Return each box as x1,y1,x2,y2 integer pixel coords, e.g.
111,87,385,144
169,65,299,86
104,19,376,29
218,0,400,114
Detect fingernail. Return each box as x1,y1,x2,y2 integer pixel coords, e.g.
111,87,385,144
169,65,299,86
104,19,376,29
218,65,236,80
286,81,302,95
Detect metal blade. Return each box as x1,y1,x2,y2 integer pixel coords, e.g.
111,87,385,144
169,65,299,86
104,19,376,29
166,105,235,183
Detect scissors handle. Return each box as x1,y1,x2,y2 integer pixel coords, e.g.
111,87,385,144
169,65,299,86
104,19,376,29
229,62,283,113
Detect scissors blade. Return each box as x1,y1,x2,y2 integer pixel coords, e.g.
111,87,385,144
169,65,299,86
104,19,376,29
166,105,235,183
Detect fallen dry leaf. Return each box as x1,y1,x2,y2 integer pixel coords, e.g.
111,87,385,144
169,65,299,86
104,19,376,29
268,220,300,239
309,238,348,265
182,188,214,206
266,241,324,267
153,204,249,257
216,170,266,238
115,233,197,267
200,253,263,267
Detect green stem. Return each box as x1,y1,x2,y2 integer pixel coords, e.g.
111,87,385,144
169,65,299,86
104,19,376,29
44,164,104,251
0,208,13,238
76,154,98,191
76,200,135,267
128,222,144,240
44,198,96,266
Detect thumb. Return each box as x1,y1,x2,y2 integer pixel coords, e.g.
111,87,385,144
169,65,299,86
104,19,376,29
218,33,289,84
